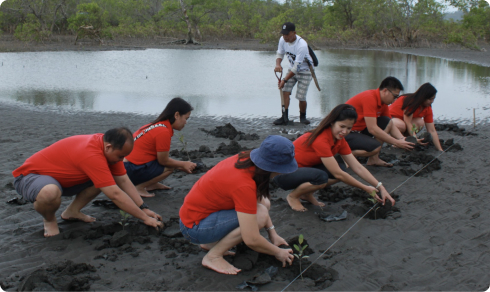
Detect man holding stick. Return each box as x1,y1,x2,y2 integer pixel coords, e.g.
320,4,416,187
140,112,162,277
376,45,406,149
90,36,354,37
274,22,315,125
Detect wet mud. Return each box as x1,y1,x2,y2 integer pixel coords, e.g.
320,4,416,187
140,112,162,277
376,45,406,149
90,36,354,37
200,123,260,141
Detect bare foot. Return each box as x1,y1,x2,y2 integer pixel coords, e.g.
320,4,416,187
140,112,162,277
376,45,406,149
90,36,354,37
146,183,171,191
286,194,307,212
300,193,325,207
136,187,155,198
202,254,241,275
200,244,236,256
61,211,96,223
43,219,60,237
366,156,393,167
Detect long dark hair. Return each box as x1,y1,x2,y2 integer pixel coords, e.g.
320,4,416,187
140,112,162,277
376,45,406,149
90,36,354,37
305,104,358,146
149,97,193,126
401,83,437,116
235,150,270,201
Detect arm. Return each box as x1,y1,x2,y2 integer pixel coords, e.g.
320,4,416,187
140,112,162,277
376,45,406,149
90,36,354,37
157,151,196,173
237,212,294,267
321,156,374,193
114,174,163,221
341,154,395,205
426,123,443,151
365,116,413,150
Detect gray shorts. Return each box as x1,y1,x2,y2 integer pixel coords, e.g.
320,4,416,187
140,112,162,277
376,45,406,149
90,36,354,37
283,70,312,101
14,174,94,203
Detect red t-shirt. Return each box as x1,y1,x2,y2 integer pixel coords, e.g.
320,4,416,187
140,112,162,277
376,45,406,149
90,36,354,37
179,155,257,228
294,128,352,167
346,88,391,131
125,120,174,165
12,134,126,188
389,95,434,123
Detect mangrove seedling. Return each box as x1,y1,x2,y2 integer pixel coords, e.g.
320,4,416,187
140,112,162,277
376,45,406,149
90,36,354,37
368,190,381,219
179,133,191,161
119,210,132,230
293,234,309,280
412,123,419,136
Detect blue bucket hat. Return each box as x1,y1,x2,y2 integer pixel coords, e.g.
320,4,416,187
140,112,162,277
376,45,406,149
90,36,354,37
250,135,298,174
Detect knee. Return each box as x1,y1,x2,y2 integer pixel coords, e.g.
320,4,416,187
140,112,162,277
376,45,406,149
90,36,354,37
37,184,62,203
258,197,271,210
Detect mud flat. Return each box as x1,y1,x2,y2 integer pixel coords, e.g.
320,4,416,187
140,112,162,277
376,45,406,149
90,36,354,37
0,103,489,291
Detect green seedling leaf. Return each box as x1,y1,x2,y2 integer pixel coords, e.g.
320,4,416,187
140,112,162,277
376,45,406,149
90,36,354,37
299,234,304,245
301,245,308,251
303,255,309,259
370,190,376,198
293,244,300,252
368,198,377,204
294,254,299,259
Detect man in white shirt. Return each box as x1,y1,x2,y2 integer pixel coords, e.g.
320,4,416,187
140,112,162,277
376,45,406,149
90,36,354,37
274,22,313,125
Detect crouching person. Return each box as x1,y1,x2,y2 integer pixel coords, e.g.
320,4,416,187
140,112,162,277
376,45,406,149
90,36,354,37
179,135,297,274
124,97,196,198
12,127,163,237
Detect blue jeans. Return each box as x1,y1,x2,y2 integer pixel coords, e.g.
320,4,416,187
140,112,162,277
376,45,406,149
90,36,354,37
179,209,239,244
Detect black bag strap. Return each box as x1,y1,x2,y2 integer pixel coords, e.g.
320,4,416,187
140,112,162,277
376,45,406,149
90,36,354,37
134,123,167,142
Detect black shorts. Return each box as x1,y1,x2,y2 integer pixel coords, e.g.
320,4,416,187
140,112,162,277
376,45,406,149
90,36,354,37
273,158,347,190
345,116,391,152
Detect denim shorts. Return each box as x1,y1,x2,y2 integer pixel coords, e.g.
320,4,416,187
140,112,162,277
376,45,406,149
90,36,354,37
273,158,347,190
345,116,391,152
179,209,240,244
124,160,166,186
14,174,94,203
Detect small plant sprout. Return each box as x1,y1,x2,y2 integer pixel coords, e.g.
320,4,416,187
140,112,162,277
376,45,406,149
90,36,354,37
368,190,380,219
412,123,419,136
293,234,309,280
179,133,191,161
119,210,132,230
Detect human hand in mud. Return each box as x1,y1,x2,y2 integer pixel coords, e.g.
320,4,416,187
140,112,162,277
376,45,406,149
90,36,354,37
270,233,288,247
181,161,197,174
275,247,294,267
143,208,163,221
416,138,429,146
378,188,395,206
394,137,415,150
143,216,164,230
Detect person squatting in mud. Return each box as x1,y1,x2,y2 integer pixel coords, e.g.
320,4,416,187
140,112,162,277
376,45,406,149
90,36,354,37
179,135,297,275
12,127,163,237
389,82,444,151
273,104,396,212
344,76,415,167
124,97,196,198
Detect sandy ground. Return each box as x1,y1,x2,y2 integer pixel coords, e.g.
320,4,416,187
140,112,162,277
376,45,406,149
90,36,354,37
0,36,490,291
0,102,489,291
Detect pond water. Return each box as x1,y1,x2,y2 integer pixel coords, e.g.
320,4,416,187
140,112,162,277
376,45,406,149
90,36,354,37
0,48,489,123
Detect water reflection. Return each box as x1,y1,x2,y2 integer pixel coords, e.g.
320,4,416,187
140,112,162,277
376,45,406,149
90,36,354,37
0,49,488,122
14,90,95,109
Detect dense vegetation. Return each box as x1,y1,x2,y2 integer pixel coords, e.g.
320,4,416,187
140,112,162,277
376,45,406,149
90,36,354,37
0,0,488,48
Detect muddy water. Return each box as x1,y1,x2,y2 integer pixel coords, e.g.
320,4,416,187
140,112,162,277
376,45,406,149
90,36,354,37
0,49,488,122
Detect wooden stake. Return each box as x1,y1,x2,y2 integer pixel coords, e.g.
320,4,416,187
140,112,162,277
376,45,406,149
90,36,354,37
473,108,476,129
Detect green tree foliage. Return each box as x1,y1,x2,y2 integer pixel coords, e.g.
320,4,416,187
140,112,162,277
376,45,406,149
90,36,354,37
0,0,488,47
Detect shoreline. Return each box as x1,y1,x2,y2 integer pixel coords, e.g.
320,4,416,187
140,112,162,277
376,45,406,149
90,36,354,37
1,34,489,67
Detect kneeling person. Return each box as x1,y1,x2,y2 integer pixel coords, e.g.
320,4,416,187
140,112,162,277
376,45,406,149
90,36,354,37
179,136,297,275
124,97,196,198
12,127,163,237
274,104,395,212
345,76,414,167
